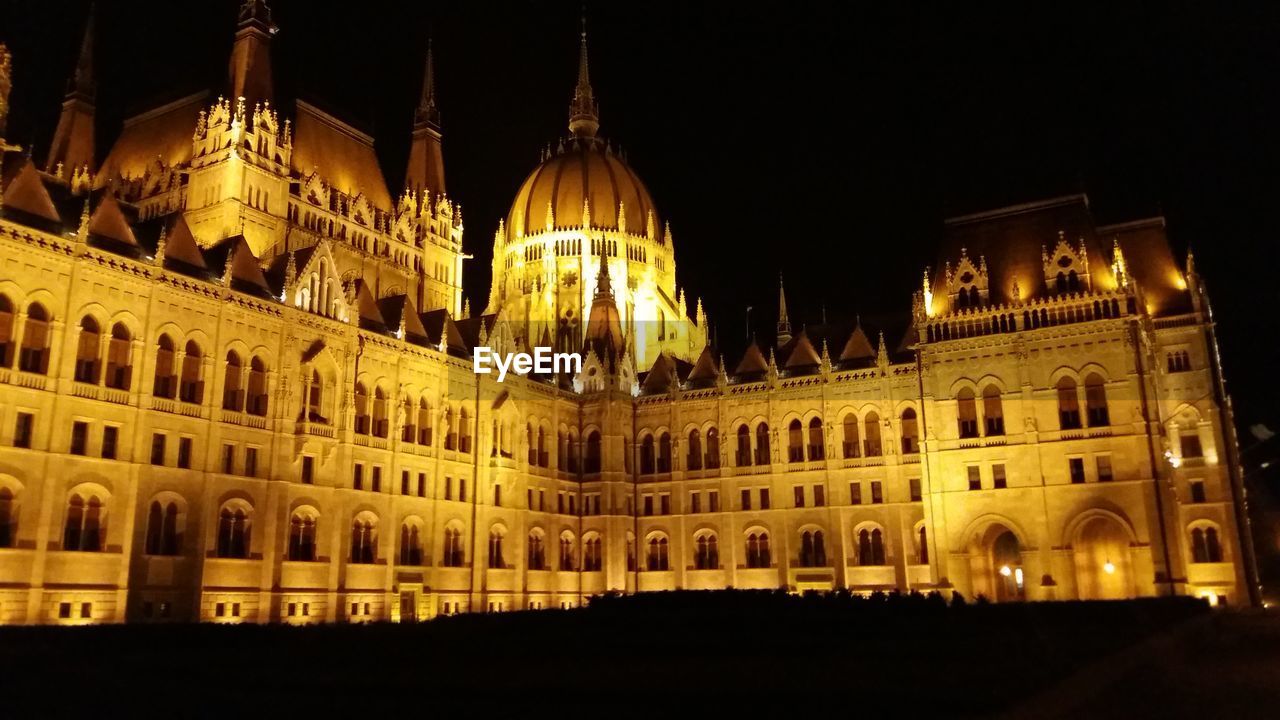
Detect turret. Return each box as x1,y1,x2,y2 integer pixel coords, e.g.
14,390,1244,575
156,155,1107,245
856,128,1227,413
228,0,276,103
404,39,446,196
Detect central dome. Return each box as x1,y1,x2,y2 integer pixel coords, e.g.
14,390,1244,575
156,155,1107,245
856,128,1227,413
506,137,658,238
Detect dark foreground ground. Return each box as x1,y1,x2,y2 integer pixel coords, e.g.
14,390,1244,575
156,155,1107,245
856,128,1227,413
0,591,1277,717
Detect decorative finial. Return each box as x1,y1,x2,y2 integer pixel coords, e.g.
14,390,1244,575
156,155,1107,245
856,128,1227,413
415,38,441,129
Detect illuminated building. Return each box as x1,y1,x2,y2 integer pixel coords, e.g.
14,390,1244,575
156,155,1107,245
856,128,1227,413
0,2,1256,624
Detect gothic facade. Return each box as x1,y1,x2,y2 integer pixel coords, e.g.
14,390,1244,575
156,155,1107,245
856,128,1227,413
0,2,1255,624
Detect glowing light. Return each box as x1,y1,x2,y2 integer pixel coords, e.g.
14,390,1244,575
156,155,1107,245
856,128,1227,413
1198,589,1219,607
1103,561,1116,575
1164,449,1182,469
999,565,1012,577
1014,568,1024,587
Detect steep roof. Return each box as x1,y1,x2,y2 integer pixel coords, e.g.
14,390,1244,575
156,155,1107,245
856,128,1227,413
291,100,392,210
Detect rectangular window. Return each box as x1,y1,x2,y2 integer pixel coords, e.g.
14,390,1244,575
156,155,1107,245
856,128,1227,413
967,465,982,491
59,602,72,619
80,602,92,619
402,470,410,495
372,466,382,493
709,490,719,512
538,489,545,511
222,444,235,474
458,479,467,503
793,486,805,508
102,425,119,460
301,456,314,484
560,492,567,514
245,447,258,477
216,603,226,618
569,495,577,515
494,484,502,507
445,477,454,501
353,463,364,490
287,603,297,617
232,603,241,617
527,488,534,509
660,494,670,515
178,437,193,469
870,480,883,504
70,421,89,456
760,488,771,510
1069,457,1086,484
643,495,653,516
1181,431,1204,460
1096,456,1114,482
150,433,166,465
417,472,426,498
850,482,862,505
1190,480,1206,503
302,603,310,616
992,463,1007,489
909,477,922,502
690,492,701,514
741,489,752,511
14,412,34,449
813,485,825,507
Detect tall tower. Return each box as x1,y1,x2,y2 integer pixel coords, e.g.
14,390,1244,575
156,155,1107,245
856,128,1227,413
45,6,96,180
404,40,446,197
776,275,792,347
228,0,276,103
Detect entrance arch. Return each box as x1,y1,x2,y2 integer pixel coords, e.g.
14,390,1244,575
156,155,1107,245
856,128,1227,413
969,523,1026,601
1072,515,1135,599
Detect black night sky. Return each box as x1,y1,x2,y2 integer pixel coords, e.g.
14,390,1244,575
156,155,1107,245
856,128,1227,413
2,1,1279,434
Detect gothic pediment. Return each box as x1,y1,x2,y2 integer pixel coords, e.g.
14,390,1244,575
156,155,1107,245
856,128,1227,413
945,247,989,309
1042,231,1091,294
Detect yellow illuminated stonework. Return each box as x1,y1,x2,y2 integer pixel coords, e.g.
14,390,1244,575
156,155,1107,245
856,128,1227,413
0,4,1255,625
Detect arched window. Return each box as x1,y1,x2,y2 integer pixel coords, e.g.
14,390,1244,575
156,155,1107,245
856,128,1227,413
799,530,827,567
74,316,101,384
901,409,920,453
746,531,771,568
736,424,752,467
787,419,804,463
179,340,204,404
153,335,176,398
560,534,576,570
354,383,370,435
417,398,433,445
401,396,417,443
687,428,703,471
842,414,861,458
694,533,719,570
458,407,472,453
488,527,505,569
858,528,886,566
144,500,180,556
863,413,882,457
640,435,655,475
558,430,569,471
0,295,13,368
657,432,672,472
1057,377,1081,430
443,406,456,450
441,527,464,567
18,302,50,374
646,536,669,571
0,487,14,548
917,525,929,564
807,417,825,460
537,427,549,468
372,387,389,437
105,323,133,390
223,351,244,411
566,431,580,473
350,516,377,564
528,531,546,570
287,512,317,561
585,431,601,473
1084,373,1109,427
755,423,771,465
957,388,979,438
247,356,268,416
399,522,423,565
583,535,603,571
63,494,105,552
216,506,250,559
705,428,720,469
983,386,1005,436
1190,526,1223,563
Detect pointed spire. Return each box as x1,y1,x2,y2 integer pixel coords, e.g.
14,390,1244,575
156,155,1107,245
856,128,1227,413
414,38,441,130
594,260,613,298
45,6,96,175
228,0,277,103
567,12,600,138
876,331,889,369
776,273,792,348
154,225,168,266
462,297,471,319
581,197,591,229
